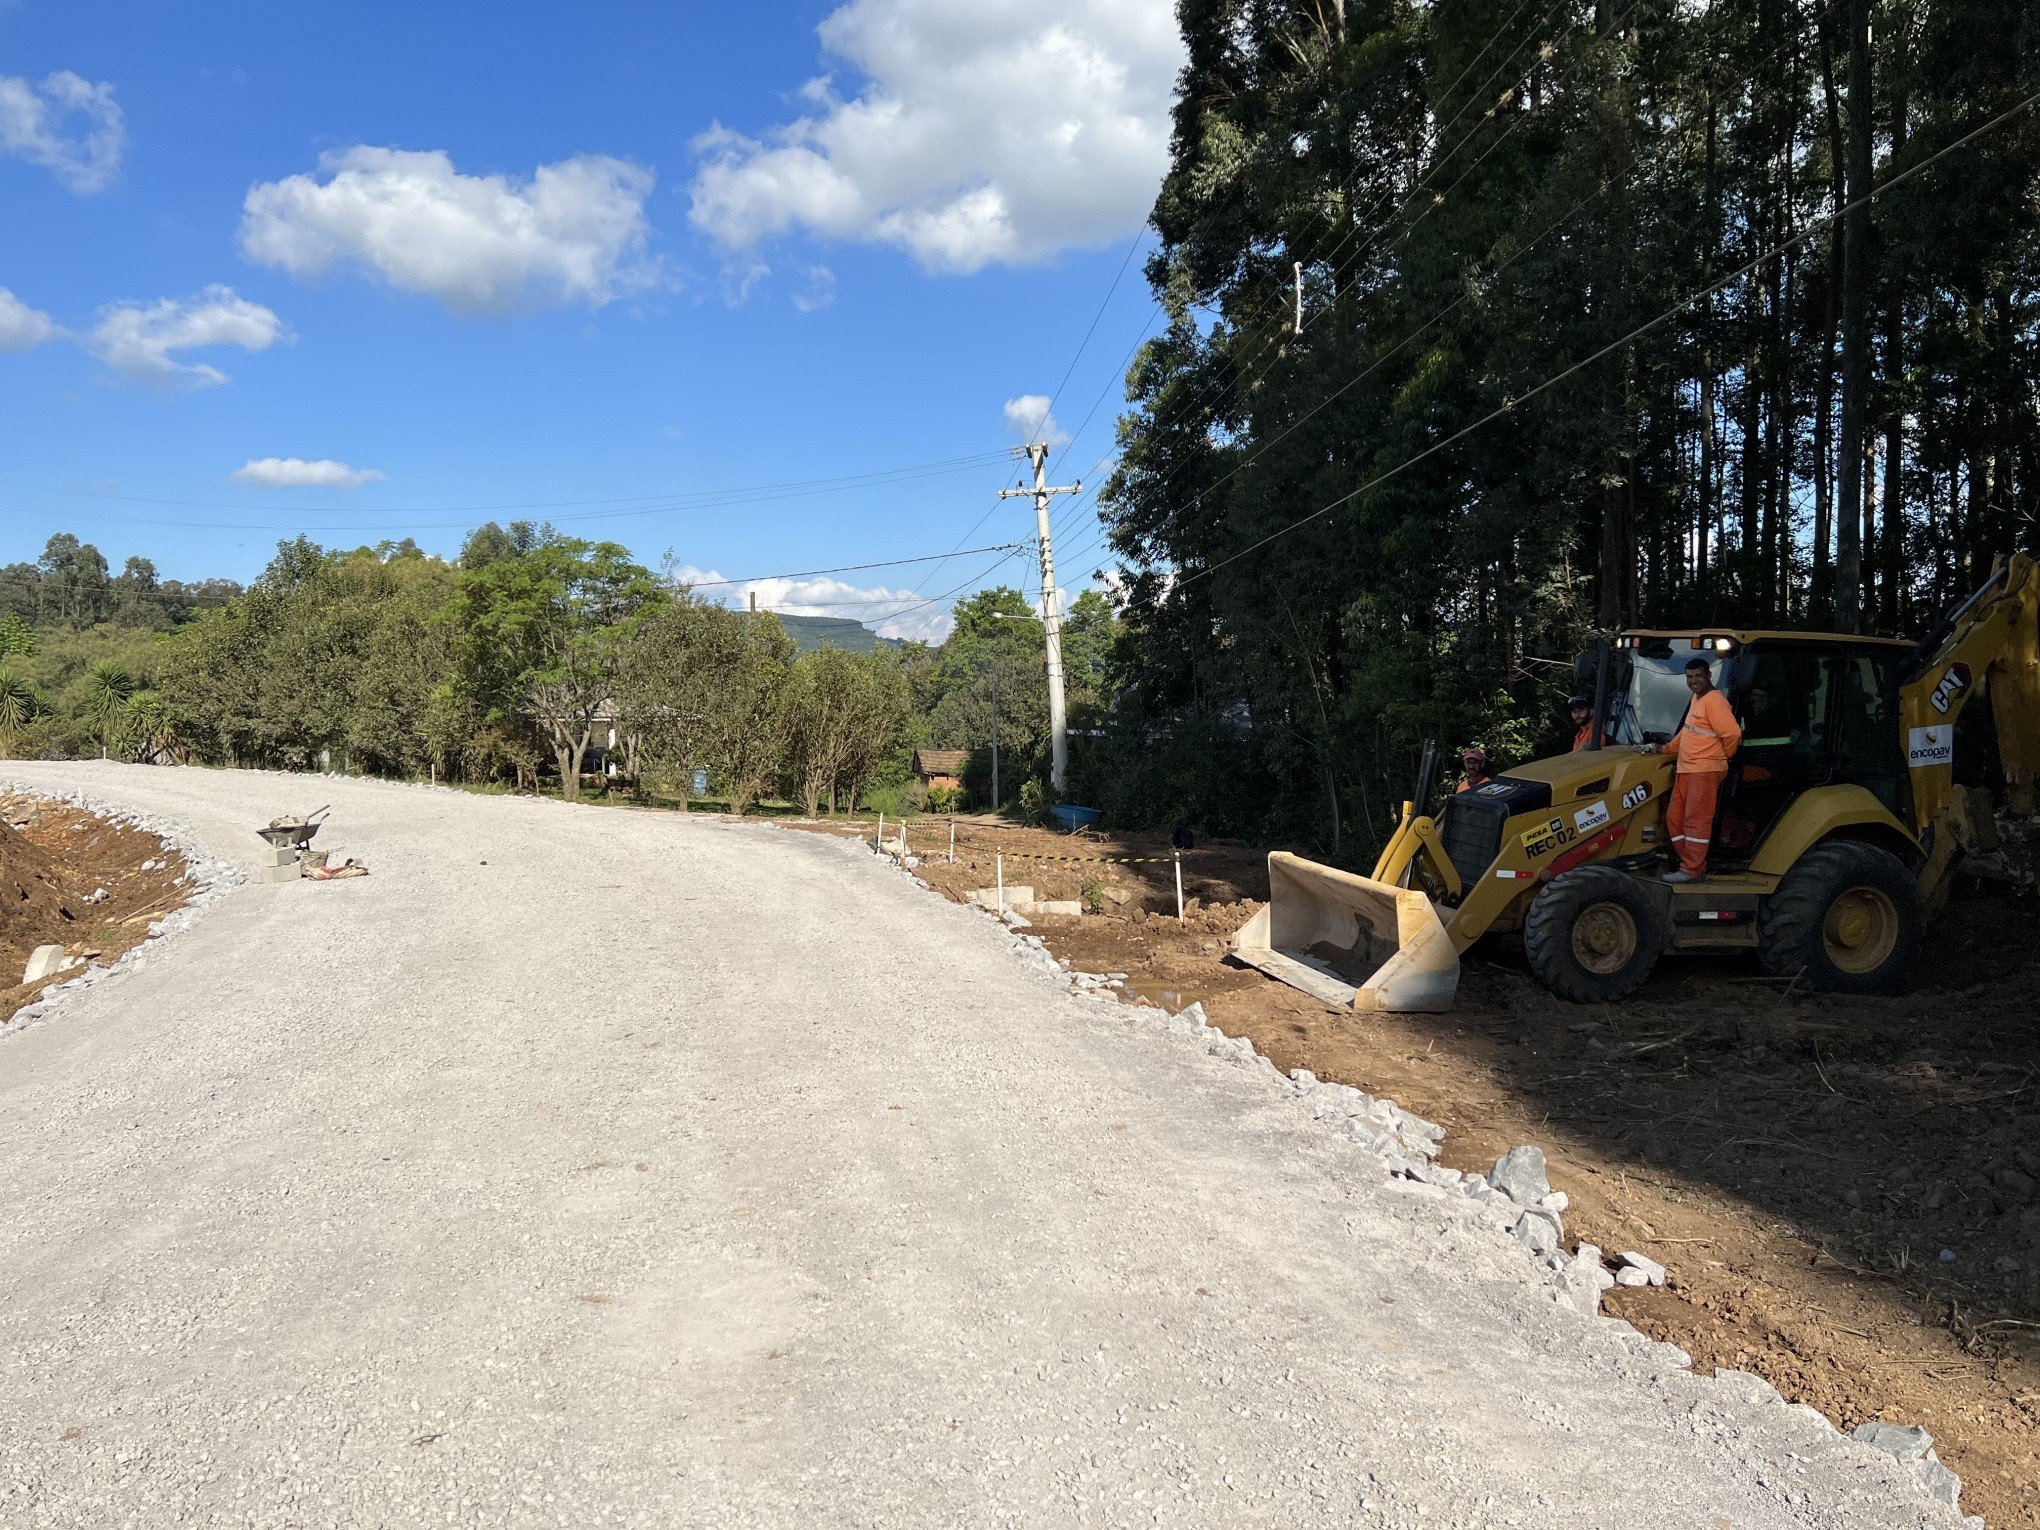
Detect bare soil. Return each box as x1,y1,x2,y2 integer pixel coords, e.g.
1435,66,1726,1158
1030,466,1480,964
1,790,192,1025
803,813,2040,1528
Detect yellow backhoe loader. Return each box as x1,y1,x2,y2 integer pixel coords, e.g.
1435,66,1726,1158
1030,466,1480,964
1232,553,2040,1011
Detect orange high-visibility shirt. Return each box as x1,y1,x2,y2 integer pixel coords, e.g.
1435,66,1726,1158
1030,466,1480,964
1660,689,1742,773
1572,722,1593,751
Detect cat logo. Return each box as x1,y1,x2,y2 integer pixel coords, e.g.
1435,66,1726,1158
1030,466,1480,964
1929,662,1972,715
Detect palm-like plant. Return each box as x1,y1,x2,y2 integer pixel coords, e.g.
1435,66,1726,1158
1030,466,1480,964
78,661,138,759
0,667,39,758
120,688,175,764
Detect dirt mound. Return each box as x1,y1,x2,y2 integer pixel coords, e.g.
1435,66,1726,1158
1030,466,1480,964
1,815,78,975
1,793,192,1021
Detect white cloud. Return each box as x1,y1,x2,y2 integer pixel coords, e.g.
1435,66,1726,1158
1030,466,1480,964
239,147,661,314
0,71,125,193
88,285,289,388
1003,393,1068,447
0,286,60,351
792,264,836,313
688,0,1182,274
231,457,386,489
673,564,953,642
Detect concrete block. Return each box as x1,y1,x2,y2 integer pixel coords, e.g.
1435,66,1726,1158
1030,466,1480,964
22,944,70,984
254,844,299,869
969,885,1032,910
1029,900,1083,917
254,861,302,883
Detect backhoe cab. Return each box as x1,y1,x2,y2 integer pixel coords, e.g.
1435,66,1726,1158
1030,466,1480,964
1231,553,2040,1012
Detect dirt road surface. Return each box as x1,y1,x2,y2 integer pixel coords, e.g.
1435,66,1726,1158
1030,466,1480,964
0,765,1973,1528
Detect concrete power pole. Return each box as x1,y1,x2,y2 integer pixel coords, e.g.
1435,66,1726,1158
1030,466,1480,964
999,443,1081,793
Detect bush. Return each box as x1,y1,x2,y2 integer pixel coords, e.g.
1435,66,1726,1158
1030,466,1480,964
1017,778,1054,826
861,779,927,818
926,782,961,814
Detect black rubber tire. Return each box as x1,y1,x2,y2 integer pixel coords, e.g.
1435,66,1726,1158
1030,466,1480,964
1759,841,1923,995
1524,865,1666,1003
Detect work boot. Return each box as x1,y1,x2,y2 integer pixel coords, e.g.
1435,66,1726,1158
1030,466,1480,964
1660,869,1700,885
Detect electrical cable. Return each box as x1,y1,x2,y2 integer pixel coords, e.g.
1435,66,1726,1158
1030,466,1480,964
680,543,1025,589
1163,82,2040,594
1056,0,1852,578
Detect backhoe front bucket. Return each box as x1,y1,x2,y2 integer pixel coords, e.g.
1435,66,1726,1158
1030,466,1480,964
1230,851,1459,1013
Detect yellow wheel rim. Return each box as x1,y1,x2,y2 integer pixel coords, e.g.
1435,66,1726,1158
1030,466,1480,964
1571,902,1638,976
1824,887,1899,975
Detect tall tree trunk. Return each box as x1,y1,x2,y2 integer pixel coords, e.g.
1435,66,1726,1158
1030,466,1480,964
1878,34,1909,632
1834,0,1873,631
1813,25,1846,621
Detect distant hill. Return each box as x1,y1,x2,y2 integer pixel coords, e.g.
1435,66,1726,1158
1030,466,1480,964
773,613,898,655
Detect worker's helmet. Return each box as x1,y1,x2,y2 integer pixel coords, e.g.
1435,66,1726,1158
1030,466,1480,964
1567,695,1589,710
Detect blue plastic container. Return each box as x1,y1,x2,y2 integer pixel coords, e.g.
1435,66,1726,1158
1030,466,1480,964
1051,803,1104,831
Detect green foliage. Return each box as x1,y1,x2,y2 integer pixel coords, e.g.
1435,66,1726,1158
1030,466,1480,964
614,599,795,814
925,782,962,814
0,666,40,756
1017,778,1054,827
76,661,137,757
0,613,36,658
3,536,1115,841
448,532,662,799
1095,0,2040,860
859,780,926,819
781,645,910,816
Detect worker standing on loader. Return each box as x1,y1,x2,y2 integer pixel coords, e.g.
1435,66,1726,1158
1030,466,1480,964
1652,658,1742,883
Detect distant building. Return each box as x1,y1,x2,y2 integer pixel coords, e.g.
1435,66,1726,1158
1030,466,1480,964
912,748,967,794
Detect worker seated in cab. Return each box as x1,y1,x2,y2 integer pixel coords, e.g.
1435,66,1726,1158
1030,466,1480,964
1455,746,1493,794
1569,695,1597,750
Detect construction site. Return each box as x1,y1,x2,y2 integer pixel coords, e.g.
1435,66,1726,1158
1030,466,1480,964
815,809,2040,1526
9,0,2040,1523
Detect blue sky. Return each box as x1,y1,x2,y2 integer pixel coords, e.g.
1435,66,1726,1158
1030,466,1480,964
0,0,1179,638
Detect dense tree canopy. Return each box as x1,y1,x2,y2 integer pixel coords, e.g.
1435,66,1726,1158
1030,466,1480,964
1096,0,2040,854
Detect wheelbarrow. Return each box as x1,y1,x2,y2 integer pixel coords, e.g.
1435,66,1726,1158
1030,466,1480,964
256,805,330,856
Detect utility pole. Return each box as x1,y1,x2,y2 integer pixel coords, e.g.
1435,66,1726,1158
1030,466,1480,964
1000,443,1081,793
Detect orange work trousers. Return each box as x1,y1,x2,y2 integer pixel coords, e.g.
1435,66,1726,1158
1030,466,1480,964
1666,770,1723,876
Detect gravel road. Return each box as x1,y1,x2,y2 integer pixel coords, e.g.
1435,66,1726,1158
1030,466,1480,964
0,764,1971,1529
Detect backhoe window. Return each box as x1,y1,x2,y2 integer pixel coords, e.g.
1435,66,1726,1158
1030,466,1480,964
1614,651,1724,743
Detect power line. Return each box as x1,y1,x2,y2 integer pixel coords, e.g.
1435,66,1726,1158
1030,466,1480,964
1056,0,1852,580
1043,0,1592,555
1165,82,2040,595
679,543,1025,589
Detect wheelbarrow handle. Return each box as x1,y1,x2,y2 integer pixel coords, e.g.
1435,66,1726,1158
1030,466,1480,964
306,805,331,822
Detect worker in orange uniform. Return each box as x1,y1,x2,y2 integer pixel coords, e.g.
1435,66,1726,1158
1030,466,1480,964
1455,746,1493,794
1646,657,1742,884
1569,696,1596,750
